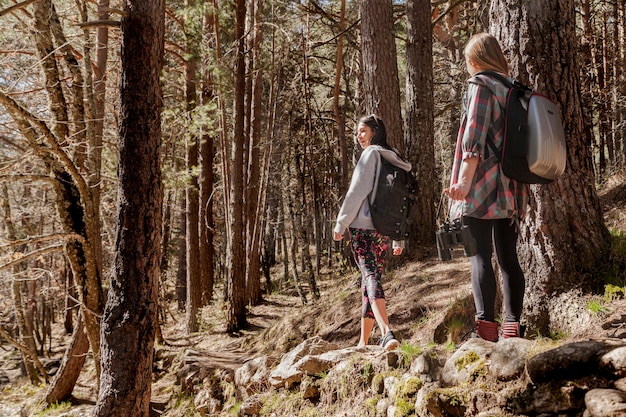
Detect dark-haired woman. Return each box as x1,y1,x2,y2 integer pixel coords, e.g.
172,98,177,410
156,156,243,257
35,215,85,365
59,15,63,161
444,33,529,341
333,114,411,350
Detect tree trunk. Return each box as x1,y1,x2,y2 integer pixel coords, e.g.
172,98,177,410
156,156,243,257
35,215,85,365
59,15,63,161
176,196,187,311
225,0,248,333
490,0,611,335
245,0,265,307
334,0,348,195
2,184,40,383
199,7,217,306
45,312,89,404
184,7,202,334
359,0,403,151
405,0,436,245
94,0,164,414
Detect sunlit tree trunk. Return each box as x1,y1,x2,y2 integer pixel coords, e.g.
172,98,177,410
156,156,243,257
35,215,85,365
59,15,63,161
95,0,164,413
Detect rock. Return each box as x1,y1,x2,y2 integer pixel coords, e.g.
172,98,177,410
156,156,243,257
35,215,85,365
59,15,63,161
194,387,222,417
383,375,400,399
527,341,613,383
268,336,339,388
300,378,319,399
410,348,445,382
615,377,626,392
0,371,9,388
601,346,626,377
584,388,626,416
424,387,468,417
441,338,494,386
235,356,278,396
239,394,263,416
490,337,532,381
511,381,586,415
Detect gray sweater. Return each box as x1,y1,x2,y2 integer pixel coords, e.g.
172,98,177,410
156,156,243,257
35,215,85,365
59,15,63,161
334,145,412,247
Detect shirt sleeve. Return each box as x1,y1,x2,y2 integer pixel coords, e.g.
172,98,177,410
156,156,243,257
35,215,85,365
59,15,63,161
461,83,493,161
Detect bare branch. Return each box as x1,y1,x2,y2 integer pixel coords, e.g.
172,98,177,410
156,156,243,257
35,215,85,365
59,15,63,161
0,325,49,383
0,0,39,18
76,20,121,29
0,243,64,273
0,233,86,249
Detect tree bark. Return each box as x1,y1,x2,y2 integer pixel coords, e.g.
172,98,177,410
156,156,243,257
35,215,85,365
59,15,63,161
245,0,265,307
405,0,436,245
225,0,248,333
94,0,164,414
184,2,201,334
359,0,403,151
490,0,611,335
199,8,216,306
45,312,89,404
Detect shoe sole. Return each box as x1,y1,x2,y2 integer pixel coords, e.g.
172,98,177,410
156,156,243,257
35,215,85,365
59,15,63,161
384,339,399,351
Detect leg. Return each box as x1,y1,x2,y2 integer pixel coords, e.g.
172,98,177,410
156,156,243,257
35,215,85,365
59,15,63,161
370,298,391,337
466,217,497,321
350,228,396,347
358,317,375,347
493,218,525,323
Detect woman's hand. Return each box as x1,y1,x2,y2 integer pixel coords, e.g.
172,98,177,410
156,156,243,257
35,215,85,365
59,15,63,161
444,156,479,200
444,183,471,201
333,231,344,241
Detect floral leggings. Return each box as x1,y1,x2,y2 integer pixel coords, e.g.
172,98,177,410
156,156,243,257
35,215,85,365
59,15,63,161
349,228,388,319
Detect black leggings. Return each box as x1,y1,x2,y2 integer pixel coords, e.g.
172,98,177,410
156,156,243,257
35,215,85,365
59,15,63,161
466,216,525,323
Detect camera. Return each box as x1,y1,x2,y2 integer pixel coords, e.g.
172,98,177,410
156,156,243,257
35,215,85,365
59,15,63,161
435,218,477,261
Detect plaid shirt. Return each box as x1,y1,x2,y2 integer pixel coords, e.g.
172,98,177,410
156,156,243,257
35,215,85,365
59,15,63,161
449,74,529,220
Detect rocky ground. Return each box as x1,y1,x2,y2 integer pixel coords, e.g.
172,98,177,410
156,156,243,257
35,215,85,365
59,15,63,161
1,175,625,417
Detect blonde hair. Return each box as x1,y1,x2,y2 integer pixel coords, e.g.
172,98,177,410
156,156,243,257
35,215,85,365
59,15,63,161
464,33,509,76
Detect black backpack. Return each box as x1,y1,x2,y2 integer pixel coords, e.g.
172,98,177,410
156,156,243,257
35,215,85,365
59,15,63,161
478,71,567,184
368,151,417,240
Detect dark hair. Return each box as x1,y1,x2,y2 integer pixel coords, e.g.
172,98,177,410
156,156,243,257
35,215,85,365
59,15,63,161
358,114,391,149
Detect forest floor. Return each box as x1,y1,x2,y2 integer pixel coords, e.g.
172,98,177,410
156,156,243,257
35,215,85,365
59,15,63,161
1,174,626,417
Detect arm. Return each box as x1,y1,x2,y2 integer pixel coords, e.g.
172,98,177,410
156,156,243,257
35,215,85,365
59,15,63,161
444,156,479,200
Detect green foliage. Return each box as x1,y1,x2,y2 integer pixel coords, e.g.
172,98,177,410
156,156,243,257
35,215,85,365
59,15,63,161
604,284,625,302
171,391,202,417
445,340,457,351
398,341,422,368
587,297,610,315
35,401,71,416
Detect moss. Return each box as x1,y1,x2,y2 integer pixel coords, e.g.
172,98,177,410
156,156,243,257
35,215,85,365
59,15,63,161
371,373,385,395
469,360,487,379
365,396,379,413
394,397,415,417
397,376,423,398
424,387,469,409
605,284,625,302
455,350,480,371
